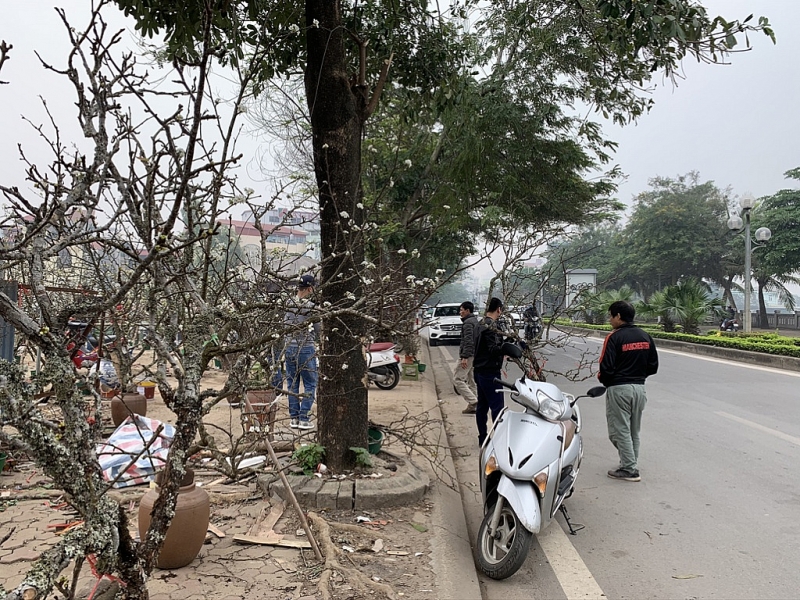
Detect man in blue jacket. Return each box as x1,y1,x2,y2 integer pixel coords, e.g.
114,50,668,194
598,300,659,482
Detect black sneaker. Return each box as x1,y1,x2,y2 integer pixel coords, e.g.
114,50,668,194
462,404,477,414
607,468,641,482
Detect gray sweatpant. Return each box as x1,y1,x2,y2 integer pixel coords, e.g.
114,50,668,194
606,384,647,472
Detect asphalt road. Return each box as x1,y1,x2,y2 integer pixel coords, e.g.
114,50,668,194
430,332,800,600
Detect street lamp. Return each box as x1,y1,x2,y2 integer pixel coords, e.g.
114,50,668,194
727,192,771,332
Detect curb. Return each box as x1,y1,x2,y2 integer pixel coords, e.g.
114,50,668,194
256,451,429,510
419,342,483,600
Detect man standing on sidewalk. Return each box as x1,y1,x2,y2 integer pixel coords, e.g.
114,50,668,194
472,297,508,446
284,274,321,430
454,301,479,414
598,300,659,482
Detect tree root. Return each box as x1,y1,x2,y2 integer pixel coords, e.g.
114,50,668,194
325,520,384,538
308,512,397,600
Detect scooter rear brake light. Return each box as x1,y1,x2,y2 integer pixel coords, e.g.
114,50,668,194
393,354,399,362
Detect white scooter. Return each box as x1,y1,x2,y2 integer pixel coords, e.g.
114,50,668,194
476,342,606,580
366,342,401,390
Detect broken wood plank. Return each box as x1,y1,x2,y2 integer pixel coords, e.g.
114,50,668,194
246,501,285,538
233,533,312,549
207,523,226,538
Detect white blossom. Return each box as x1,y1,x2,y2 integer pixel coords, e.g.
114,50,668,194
389,180,394,188
436,268,445,275
322,143,329,149
411,249,420,258
342,363,349,370
289,23,300,33
356,203,364,209
404,159,412,167
406,274,416,282
443,204,451,210
382,275,391,282
323,301,332,307
312,19,320,27
244,187,254,196
340,211,350,219
397,248,407,255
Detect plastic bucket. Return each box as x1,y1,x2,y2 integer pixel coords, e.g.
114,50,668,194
368,428,384,454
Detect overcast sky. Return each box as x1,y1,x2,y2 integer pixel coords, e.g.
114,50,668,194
1,1,798,212
606,0,800,209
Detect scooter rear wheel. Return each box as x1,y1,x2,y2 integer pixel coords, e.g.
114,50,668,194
374,363,400,390
476,500,533,580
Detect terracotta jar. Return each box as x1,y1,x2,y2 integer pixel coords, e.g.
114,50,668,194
110,392,147,427
138,468,210,569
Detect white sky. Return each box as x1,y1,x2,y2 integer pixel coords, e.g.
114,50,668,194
1,2,798,243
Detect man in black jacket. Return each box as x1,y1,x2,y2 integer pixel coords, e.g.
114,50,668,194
454,301,480,414
598,300,659,482
473,297,508,446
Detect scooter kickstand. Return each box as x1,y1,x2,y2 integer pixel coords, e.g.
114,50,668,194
559,504,585,535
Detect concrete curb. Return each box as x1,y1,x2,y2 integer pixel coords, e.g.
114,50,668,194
418,342,484,600
256,451,429,510
562,325,800,372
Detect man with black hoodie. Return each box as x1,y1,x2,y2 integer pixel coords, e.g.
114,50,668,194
472,297,508,446
598,300,659,482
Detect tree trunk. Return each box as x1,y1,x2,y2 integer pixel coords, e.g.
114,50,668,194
305,0,369,471
757,278,769,330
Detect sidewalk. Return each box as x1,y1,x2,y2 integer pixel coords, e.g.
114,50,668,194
0,344,483,600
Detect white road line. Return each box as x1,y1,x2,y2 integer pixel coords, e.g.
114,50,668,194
583,336,800,378
538,523,606,600
716,411,800,447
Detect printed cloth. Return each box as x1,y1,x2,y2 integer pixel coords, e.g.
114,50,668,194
96,415,175,488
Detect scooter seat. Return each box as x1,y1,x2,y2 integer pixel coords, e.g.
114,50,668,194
369,342,395,352
563,419,577,449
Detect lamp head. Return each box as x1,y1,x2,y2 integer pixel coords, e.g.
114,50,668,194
727,215,743,231
755,227,772,242
739,193,756,210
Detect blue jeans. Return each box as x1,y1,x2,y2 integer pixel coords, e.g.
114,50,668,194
285,345,318,421
474,371,505,446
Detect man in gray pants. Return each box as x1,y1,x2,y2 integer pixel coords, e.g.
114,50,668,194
454,301,480,414
598,300,659,482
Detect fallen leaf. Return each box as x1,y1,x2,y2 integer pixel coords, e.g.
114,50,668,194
410,522,427,533
371,539,384,553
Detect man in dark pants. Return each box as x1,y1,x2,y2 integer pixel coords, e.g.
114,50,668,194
472,297,508,446
454,301,480,414
598,300,659,482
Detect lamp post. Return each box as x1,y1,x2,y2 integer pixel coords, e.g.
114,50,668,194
727,193,771,333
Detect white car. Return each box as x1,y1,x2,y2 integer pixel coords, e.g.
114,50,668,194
426,303,463,346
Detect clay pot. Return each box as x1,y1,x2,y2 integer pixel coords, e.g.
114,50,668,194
110,392,147,427
138,468,210,569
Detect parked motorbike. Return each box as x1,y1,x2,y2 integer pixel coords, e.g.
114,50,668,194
65,321,119,369
720,318,740,332
476,342,605,580
367,342,401,390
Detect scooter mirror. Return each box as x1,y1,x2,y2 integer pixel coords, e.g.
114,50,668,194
501,342,522,358
586,386,607,398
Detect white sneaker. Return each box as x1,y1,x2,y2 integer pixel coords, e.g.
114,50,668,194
290,419,300,429
297,420,314,430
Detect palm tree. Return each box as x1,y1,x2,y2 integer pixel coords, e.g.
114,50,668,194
640,279,723,334
578,286,637,324
754,274,799,329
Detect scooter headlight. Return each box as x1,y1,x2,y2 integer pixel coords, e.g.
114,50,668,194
536,389,567,421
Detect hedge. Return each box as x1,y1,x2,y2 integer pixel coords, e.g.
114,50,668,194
554,319,800,359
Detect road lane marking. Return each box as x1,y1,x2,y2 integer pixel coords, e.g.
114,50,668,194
538,522,606,599
583,337,800,378
716,411,800,447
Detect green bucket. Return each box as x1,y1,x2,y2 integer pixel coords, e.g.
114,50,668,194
368,428,384,455
416,363,427,373
0,453,6,473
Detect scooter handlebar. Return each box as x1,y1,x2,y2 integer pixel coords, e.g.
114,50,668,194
493,378,516,390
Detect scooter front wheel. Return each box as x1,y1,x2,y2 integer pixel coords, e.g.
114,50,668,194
476,499,533,580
